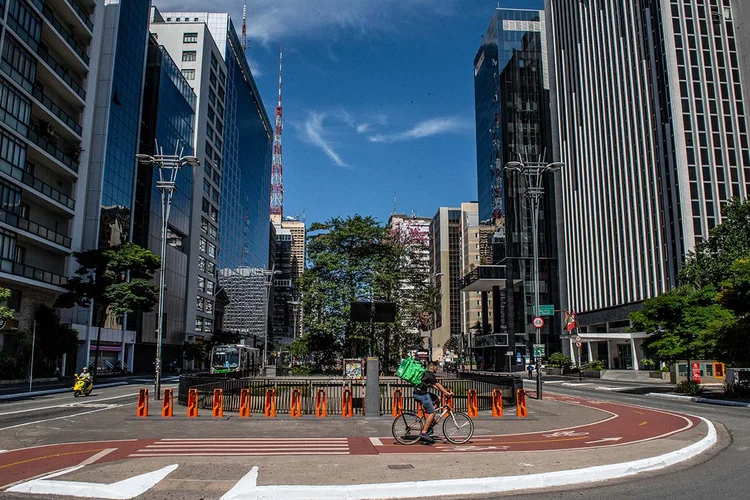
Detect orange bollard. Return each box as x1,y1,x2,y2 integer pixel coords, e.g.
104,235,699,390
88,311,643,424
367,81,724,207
467,389,478,418
492,389,503,417
137,388,149,417
290,388,302,417
187,388,198,417
516,389,528,417
264,389,276,417
391,389,403,417
212,388,224,417
239,388,251,417
441,392,454,412
161,388,173,417
315,389,327,418
342,388,353,417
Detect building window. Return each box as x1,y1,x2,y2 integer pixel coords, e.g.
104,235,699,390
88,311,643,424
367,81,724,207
210,205,218,222
196,296,204,311
207,107,215,123
183,32,198,43
204,318,213,333
0,129,27,168
206,280,215,295
201,218,208,233
197,276,205,292
202,197,210,215
207,242,216,258
195,316,203,332
205,300,214,314
198,256,206,272
203,179,211,194
213,170,220,185
211,188,219,203
211,53,218,70
182,69,195,80
209,71,217,87
206,260,215,274
1,37,37,93
208,224,217,239
199,237,207,252
0,80,31,135
182,51,197,62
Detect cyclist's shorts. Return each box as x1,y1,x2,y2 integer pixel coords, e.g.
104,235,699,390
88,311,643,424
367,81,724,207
414,392,439,414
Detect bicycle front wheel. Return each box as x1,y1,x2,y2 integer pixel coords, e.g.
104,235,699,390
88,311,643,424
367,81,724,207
442,411,474,444
392,411,424,445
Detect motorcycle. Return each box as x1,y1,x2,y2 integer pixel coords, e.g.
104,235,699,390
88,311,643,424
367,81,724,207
73,376,93,397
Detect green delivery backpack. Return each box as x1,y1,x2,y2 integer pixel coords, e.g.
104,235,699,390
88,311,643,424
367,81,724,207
396,357,426,386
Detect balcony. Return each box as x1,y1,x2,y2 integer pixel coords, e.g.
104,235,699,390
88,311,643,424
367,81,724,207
0,257,66,287
63,0,94,34
460,265,508,292
32,85,83,136
35,45,87,101
27,128,80,173
33,1,90,66
0,159,75,211
0,209,72,248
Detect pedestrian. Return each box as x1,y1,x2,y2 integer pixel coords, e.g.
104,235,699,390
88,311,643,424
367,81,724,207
527,363,534,379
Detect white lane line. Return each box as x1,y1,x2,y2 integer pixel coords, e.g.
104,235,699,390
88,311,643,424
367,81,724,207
0,393,138,416
369,437,383,446
143,446,351,450
160,437,348,441
0,404,132,431
129,452,351,457
79,448,117,466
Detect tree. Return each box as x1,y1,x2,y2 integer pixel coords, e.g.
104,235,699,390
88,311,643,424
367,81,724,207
55,242,160,377
33,305,78,376
630,286,734,364
0,288,15,323
714,259,750,365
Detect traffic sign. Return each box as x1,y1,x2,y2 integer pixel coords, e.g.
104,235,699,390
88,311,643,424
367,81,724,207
533,344,545,358
576,341,582,348
534,304,555,316
532,316,545,329
575,335,582,342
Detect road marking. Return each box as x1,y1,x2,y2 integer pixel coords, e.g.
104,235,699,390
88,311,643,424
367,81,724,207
369,437,383,446
78,448,116,466
0,404,133,431
7,463,178,499
0,393,138,416
0,448,107,471
585,437,623,444
542,430,590,438
439,445,509,452
640,421,648,426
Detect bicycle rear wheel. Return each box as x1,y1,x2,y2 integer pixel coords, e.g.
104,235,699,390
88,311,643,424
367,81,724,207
442,411,474,444
392,411,424,445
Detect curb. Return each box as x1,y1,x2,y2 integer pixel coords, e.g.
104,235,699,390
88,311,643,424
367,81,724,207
0,382,129,401
647,392,750,407
220,417,717,499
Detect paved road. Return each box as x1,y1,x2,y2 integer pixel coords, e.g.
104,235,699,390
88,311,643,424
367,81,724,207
493,383,748,500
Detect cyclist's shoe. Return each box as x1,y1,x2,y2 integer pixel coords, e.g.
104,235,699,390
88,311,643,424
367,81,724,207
427,427,434,436
420,433,435,444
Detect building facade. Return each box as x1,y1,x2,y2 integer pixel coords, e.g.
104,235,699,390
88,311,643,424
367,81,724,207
0,0,98,364
132,35,196,372
429,207,462,361
548,0,750,368
472,4,562,371
281,217,305,338
271,222,294,345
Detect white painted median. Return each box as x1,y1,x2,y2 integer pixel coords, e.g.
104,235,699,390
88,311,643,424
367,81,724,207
221,417,717,500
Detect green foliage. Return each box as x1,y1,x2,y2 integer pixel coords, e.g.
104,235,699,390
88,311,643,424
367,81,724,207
297,215,434,373
548,352,573,368
630,286,735,363
444,335,461,354
291,365,313,376
675,380,703,396
583,360,605,371
182,339,207,363
33,305,78,375
641,358,656,369
724,382,750,399
0,287,15,321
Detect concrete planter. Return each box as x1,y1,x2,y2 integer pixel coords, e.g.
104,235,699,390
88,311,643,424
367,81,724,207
546,367,563,375
582,370,603,378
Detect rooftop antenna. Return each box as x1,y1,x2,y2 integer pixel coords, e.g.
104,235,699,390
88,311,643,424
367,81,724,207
270,47,284,223
241,0,247,54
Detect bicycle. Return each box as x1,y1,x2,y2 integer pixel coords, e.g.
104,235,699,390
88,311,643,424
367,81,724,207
391,401,474,445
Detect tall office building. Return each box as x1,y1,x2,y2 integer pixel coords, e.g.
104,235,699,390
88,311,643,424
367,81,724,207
0,0,97,357
429,207,462,361
471,4,562,370
281,217,305,338
548,1,750,366
732,0,750,123
150,9,272,343
271,222,294,344
132,35,196,372
459,203,494,347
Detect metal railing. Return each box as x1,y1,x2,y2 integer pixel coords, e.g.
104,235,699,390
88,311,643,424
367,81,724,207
0,257,66,286
27,129,79,172
177,375,520,414
41,4,90,65
0,209,71,247
0,159,75,210
36,46,87,100
65,0,93,32
32,86,82,136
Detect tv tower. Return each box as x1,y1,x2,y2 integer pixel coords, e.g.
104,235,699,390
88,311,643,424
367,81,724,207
270,47,284,223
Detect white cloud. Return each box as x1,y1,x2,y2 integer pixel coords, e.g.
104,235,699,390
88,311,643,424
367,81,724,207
369,117,466,143
356,124,370,133
300,112,348,167
152,0,455,44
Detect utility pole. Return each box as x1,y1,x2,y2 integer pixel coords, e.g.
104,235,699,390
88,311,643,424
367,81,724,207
505,157,563,400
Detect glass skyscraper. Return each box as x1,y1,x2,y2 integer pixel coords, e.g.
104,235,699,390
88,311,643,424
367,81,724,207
132,36,196,372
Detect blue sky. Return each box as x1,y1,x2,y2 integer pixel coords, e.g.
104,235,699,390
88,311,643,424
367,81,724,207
154,0,536,226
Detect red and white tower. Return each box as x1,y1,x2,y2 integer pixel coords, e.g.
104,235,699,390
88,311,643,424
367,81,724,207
270,47,284,223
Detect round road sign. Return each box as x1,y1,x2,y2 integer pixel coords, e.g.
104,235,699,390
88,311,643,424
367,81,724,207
575,335,582,342
576,341,582,348
532,316,545,329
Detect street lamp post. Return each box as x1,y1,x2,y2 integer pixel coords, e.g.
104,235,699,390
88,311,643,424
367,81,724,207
262,268,280,371
136,147,199,400
505,158,563,400
429,272,444,362
289,296,300,339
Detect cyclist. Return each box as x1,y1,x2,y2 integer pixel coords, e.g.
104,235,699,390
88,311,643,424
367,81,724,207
413,361,453,443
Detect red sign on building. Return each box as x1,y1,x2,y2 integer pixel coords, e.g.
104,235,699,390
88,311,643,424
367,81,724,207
691,362,701,383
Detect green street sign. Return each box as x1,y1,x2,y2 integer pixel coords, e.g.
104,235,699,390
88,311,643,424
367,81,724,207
534,305,555,316
533,344,546,358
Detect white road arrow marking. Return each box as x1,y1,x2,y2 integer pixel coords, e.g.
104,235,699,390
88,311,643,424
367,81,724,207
543,430,590,438
585,437,623,444
6,463,178,499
